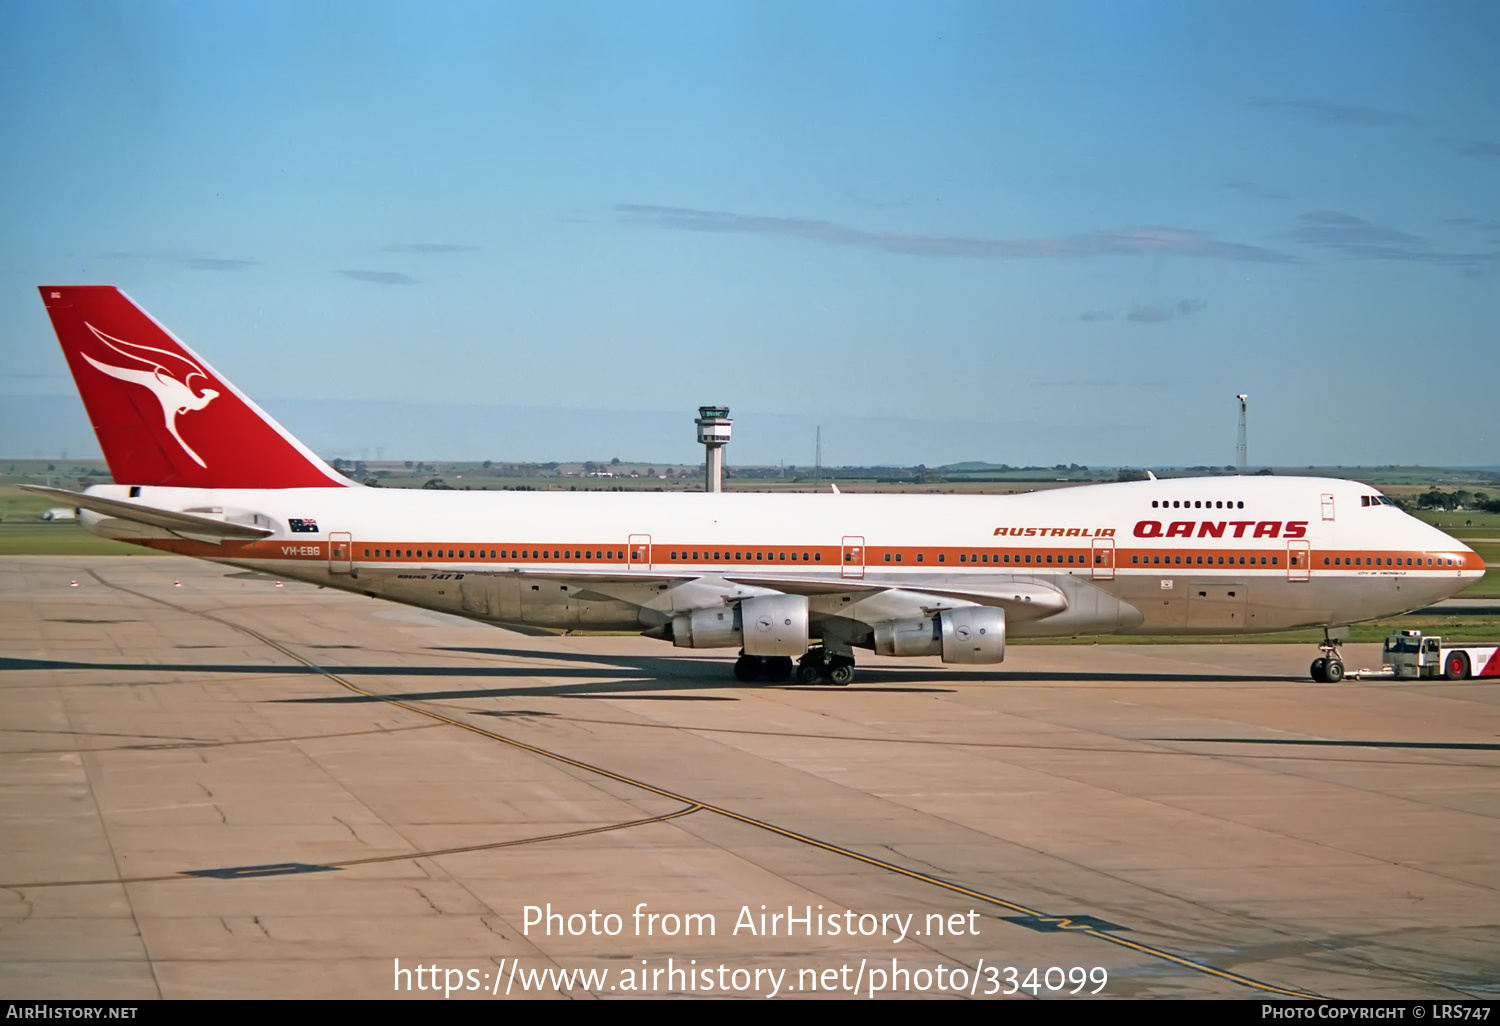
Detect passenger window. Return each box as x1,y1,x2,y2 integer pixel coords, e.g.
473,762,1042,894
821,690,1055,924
1132,555,1139,564
757,552,763,561
895,554,902,562
814,553,821,561
779,552,786,561
960,554,966,563
1152,501,1158,508
938,554,945,563
1025,555,1031,563
885,553,891,562
916,554,924,563
803,552,809,561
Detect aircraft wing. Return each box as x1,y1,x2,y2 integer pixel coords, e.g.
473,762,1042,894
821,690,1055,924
722,573,1069,619
19,486,274,541
389,564,1068,622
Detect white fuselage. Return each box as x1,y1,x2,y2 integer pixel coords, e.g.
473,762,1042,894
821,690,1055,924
80,476,1481,642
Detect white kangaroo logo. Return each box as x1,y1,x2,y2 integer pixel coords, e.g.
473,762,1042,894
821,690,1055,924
80,322,220,468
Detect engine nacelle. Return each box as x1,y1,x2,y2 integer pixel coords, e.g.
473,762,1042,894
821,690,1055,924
739,594,810,657
872,606,1006,664
672,604,742,648
939,606,1005,664
671,594,809,655
872,617,942,657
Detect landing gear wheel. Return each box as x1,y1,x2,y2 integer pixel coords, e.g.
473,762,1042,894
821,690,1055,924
796,657,824,685
827,659,855,686
765,656,795,683
1445,652,1471,681
733,655,761,683
1313,629,1346,684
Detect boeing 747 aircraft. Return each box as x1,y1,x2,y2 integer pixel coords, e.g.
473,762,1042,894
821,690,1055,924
28,286,1485,684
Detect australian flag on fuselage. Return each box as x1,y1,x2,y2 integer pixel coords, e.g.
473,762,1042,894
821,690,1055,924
288,518,318,533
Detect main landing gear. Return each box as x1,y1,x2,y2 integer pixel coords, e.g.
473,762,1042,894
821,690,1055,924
734,654,794,683
796,647,855,686
1310,628,1346,683
732,649,856,685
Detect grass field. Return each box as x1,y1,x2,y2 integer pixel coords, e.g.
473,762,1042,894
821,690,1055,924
0,524,142,556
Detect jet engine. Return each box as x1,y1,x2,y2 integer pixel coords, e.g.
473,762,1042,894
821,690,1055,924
938,605,1005,663
872,606,1005,664
672,594,809,657
672,604,742,649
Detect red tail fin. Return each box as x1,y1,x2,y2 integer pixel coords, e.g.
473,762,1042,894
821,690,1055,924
39,286,347,489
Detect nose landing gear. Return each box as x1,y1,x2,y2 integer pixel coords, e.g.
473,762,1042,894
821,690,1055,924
1310,627,1347,683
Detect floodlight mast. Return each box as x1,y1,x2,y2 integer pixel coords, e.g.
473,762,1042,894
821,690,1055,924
696,406,732,493
1236,394,1248,472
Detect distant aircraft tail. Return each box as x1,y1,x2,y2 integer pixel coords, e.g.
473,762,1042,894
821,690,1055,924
38,286,348,489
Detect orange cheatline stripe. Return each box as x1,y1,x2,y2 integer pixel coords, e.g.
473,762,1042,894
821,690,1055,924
144,534,1473,573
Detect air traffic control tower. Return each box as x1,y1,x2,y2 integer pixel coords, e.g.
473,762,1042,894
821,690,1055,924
696,405,732,492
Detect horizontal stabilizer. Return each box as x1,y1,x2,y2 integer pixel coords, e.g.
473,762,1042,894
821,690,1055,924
20,486,273,540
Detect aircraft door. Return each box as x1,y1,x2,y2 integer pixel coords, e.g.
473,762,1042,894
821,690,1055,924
329,532,353,575
1321,493,1335,520
841,536,865,578
628,534,652,570
1287,540,1311,582
1091,537,1115,580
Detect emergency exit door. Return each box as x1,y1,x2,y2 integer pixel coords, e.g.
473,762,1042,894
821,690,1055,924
1091,537,1115,580
628,534,652,569
1287,540,1311,582
841,536,865,578
329,532,353,574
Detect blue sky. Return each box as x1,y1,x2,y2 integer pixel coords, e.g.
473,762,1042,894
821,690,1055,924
2,1,1497,467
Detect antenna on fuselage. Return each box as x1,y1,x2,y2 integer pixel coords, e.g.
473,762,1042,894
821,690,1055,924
1235,394,1248,472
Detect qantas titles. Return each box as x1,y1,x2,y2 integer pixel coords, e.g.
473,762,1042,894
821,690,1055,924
1133,520,1308,539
